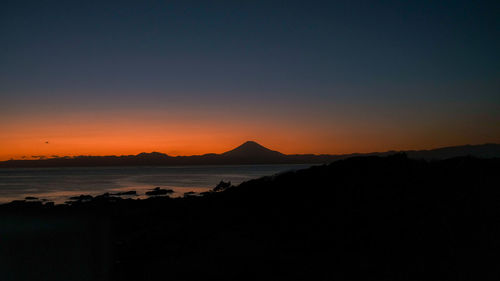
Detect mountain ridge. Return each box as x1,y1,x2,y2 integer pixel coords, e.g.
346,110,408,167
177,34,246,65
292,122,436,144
221,141,284,159
1,142,500,168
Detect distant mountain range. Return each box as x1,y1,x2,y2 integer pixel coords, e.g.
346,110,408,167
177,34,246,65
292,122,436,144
1,141,500,168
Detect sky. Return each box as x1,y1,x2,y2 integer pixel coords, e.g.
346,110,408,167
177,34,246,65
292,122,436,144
1,0,499,160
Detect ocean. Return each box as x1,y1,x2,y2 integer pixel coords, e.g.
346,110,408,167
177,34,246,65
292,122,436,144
0,164,312,204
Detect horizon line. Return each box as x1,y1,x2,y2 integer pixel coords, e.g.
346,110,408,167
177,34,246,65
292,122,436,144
2,142,498,161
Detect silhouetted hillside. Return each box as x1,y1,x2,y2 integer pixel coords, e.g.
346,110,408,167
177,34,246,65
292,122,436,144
405,143,500,159
1,154,499,280
1,142,500,168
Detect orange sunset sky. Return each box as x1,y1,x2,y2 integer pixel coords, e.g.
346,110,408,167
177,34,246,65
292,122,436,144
2,1,499,161
1,101,499,161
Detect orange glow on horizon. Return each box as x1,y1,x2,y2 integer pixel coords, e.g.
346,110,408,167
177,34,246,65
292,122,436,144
1,108,499,161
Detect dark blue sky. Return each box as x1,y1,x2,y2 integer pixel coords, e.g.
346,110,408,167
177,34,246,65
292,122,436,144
1,0,499,157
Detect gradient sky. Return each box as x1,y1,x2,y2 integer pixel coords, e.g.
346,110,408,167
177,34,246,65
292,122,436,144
1,0,499,160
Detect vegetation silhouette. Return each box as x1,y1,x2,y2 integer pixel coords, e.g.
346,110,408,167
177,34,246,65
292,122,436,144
110,190,137,196
145,187,174,196
213,180,232,192
1,154,500,280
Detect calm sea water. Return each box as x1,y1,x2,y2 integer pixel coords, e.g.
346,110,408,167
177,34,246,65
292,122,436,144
0,164,312,203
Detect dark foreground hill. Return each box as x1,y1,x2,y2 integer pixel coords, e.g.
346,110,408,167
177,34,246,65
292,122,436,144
1,141,500,168
1,154,500,280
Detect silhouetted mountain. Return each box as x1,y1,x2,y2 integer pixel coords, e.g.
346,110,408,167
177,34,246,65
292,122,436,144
222,141,284,158
1,142,500,168
2,155,500,280
221,141,286,163
135,152,170,159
